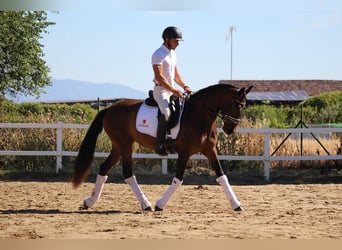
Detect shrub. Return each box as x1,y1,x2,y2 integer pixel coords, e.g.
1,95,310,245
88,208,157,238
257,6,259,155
0,100,97,123
301,91,342,124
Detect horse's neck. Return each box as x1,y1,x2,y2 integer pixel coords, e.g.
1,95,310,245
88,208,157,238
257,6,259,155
191,87,234,112
186,89,232,127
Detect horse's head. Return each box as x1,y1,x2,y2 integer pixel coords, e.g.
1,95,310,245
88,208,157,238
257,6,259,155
221,86,253,134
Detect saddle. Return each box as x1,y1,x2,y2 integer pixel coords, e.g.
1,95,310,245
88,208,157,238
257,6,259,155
144,90,181,130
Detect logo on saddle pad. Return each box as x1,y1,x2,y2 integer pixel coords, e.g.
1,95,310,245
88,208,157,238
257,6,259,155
138,119,149,128
136,103,182,139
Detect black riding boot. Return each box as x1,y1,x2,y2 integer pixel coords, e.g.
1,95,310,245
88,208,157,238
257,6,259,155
155,114,168,156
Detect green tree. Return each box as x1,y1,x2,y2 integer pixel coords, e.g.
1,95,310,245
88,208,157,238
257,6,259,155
0,11,55,99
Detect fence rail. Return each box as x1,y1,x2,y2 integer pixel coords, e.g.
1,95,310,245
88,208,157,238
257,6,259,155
1,122,342,181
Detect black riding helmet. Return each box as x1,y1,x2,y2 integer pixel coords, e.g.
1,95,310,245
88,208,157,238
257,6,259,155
162,26,183,41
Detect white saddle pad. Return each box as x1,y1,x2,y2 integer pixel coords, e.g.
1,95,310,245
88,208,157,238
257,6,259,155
136,103,182,139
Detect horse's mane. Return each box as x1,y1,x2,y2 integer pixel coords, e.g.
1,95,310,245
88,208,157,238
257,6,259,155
190,83,238,100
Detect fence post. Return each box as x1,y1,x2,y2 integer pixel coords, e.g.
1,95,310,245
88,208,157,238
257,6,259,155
264,126,270,181
56,121,63,173
162,158,168,175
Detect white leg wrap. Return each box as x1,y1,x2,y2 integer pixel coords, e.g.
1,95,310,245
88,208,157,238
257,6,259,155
84,174,108,208
125,175,152,210
156,177,183,210
216,175,241,210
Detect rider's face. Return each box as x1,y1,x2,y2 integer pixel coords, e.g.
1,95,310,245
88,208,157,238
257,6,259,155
165,38,180,50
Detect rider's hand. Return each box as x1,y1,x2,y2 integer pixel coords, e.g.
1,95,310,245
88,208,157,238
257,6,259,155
183,86,192,95
173,89,184,97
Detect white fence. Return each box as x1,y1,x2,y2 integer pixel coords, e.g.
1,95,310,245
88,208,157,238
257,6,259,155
1,122,342,181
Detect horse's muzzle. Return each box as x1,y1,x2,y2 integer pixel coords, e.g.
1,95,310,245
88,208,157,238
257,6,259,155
223,124,237,135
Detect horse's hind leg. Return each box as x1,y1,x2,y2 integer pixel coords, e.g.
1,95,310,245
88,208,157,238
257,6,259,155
82,151,119,209
121,148,152,211
155,153,189,211
125,175,152,211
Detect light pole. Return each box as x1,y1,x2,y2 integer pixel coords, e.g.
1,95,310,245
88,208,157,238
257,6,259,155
228,26,236,80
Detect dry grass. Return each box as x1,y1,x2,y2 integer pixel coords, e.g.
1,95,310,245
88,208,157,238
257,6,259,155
0,118,341,173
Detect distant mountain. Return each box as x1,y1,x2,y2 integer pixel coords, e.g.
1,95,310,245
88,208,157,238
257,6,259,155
14,79,146,102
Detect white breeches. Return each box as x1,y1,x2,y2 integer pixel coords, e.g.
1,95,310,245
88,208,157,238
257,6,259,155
153,85,173,122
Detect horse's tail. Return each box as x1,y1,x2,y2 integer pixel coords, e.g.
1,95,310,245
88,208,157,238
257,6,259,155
72,108,108,188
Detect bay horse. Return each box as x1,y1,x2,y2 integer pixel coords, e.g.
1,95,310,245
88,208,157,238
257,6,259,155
72,84,253,212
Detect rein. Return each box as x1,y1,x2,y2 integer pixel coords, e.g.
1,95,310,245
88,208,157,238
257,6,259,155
217,112,241,124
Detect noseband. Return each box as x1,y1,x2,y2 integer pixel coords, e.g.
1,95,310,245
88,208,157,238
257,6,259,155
218,113,241,124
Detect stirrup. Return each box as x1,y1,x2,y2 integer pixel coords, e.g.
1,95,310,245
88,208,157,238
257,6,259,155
155,145,168,156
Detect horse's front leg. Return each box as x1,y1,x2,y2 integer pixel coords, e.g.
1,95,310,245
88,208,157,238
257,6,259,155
155,153,190,211
205,149,243,211
122,150,152,211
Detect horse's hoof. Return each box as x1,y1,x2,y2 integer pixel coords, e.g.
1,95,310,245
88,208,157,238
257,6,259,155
154,206,163,211
143,206,152,211
79,201,89,210
79,205,89,210
234,206,244,212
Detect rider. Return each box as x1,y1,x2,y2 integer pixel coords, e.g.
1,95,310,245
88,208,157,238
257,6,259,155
152,26,192,156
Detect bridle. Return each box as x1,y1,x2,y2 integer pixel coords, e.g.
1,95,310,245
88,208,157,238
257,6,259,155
217,98,246,125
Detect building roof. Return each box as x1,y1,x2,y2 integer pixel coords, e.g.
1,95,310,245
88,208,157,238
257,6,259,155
218,80,342,96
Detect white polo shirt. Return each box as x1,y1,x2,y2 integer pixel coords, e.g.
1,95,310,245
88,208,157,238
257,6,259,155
151,44,177,87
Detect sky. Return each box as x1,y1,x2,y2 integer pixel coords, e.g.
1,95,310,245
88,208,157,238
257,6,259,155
36,0,342,93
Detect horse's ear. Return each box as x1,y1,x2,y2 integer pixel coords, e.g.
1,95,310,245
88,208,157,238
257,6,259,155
238,87,245,97
246,86,253,94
